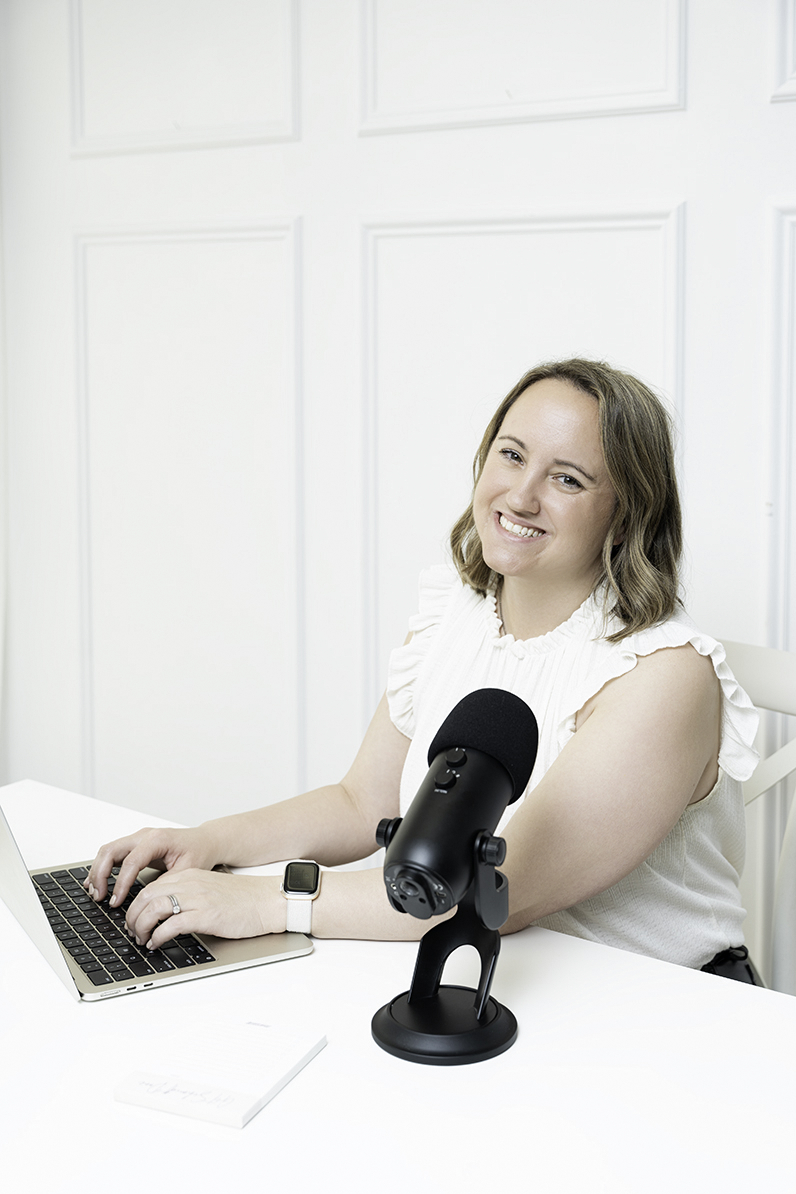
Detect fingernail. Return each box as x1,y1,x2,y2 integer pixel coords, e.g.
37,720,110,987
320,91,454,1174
109,895,117,906
146,939,154,950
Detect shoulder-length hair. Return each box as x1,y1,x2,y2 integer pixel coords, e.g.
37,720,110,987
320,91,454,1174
450,359,683,642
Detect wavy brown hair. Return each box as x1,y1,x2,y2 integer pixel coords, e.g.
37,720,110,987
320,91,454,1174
450,359,682,642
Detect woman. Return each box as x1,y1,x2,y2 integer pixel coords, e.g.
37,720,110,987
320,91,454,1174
85,359,760,978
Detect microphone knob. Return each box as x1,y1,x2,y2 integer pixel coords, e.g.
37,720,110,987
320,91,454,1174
376,817,402,849
479,834,507,867
433,767,458,789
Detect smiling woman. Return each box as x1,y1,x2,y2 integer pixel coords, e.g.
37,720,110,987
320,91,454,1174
85,359,761,985
471,379,620,638
453,359,681,640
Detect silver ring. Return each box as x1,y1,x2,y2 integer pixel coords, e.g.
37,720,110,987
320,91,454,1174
169,894,181,916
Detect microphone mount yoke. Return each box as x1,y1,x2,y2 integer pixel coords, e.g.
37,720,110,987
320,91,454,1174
371,829,517,1065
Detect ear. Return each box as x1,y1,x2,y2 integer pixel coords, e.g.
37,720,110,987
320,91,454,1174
612,525,626,547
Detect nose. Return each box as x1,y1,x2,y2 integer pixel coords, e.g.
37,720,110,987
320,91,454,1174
506,471,541,517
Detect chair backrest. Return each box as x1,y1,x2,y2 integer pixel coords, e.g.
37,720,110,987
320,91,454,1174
722,641,796,994
722,641,796,806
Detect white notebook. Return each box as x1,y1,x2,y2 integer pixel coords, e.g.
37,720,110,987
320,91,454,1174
114,1017,327,1128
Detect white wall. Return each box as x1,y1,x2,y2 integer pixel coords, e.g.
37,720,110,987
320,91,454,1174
0,0,795,972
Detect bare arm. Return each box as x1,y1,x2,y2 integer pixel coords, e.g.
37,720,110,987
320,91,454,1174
107,689,454,946
87,693,410,903
94,644,720,951
197,692,412,869
499,643,721,931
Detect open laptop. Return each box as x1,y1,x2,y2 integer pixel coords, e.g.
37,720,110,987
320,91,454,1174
0,799,313,1002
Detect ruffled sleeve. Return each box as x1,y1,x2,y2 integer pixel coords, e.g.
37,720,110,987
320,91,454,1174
691,633,760,782
557,610,760,784
386,565,459,738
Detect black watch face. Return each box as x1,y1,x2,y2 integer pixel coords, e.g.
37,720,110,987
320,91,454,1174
284,861,320,894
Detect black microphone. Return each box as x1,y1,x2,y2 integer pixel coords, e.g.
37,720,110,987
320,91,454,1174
377,688,538,919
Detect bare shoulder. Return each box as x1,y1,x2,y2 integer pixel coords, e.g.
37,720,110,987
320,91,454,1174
579,642,719,727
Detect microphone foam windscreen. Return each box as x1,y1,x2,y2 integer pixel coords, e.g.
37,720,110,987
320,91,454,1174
427,688,538,803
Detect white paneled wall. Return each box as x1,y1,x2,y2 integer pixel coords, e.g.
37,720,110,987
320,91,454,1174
361,0,684,130
1,0,795,972
76,227,301,813
71,0,298,152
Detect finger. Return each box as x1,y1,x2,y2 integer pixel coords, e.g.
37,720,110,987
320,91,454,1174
85,836,137,901
145,906,186,951
111,839,167,906
126,883,182,947
124,881,162,944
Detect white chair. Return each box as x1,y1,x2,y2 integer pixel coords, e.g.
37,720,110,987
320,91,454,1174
723,641,796,994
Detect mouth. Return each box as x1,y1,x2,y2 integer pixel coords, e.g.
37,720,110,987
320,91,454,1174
498,513,545,540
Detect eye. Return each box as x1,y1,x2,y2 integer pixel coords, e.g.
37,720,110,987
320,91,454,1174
555,473,583,491
499,447,523,464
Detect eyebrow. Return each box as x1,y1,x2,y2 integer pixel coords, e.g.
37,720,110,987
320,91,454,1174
496,435,597,484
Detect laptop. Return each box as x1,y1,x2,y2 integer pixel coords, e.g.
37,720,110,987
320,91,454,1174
0,798,313,1002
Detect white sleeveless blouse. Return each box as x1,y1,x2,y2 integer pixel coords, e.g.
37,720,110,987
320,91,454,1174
386,565,759,969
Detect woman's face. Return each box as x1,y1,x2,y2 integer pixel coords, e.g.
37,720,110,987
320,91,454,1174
473,377,620,594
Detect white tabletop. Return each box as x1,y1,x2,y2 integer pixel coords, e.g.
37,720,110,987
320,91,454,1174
2,779,796,1192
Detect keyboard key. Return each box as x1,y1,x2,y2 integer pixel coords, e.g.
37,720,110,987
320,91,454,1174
128,960,154,977
87,970,113,986
108,968,133,981
77,955,104,974
183,944,215,962
146,953,175,973
159,944,196,968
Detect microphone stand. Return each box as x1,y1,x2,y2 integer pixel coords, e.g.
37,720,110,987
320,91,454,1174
371,832,518,1064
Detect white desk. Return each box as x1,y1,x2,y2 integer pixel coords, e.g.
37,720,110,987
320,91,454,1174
2,780,796,1193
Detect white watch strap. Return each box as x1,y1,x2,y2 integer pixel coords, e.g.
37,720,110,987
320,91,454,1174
284,895,313,935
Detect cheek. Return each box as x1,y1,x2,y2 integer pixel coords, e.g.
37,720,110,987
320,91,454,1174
472,475,490,524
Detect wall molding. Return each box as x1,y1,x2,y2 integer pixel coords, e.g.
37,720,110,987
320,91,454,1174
771,207,796,650
360,0,686,135
73,221,306,796
772,0,796,102
69,0,300,157
743,205,796,980
361,208,685,704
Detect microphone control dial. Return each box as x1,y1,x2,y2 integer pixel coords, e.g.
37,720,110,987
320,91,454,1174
433,767,458,790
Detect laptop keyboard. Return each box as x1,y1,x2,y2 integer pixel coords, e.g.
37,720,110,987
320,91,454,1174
33,866,216,987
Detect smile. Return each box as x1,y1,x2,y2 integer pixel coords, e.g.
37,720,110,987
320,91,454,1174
499,514,544,539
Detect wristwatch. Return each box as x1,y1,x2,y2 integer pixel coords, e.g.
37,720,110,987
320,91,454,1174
280,860,322,934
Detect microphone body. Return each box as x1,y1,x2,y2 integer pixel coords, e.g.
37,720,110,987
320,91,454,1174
379,688,538,920
384,747,513,918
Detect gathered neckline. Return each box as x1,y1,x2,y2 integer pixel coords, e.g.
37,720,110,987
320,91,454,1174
484,585,606,655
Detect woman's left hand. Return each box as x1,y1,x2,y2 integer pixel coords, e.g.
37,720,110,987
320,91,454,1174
124,869,283,950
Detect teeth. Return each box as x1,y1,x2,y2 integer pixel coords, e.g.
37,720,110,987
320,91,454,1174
499,515,543,539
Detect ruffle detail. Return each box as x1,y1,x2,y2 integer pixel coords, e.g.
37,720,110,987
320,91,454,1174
386,565,459,738
484,585,608,656
554,610,760,784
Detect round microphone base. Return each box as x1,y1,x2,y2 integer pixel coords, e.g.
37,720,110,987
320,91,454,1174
371,984,517,1065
